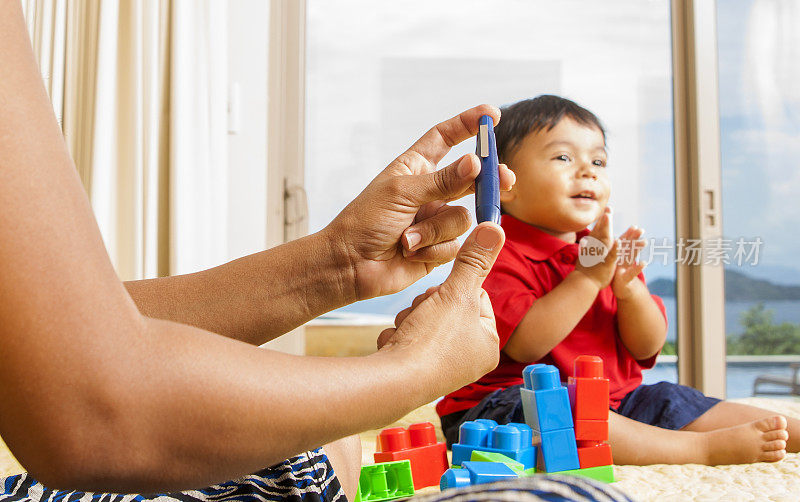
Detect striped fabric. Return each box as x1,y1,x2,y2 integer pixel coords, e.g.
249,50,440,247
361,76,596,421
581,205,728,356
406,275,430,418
0,448,344,502
413,475,636,502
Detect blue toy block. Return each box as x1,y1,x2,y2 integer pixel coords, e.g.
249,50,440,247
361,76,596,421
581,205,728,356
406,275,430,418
520,365,573,433
451,420,537,469
535,428,580,473
440,468,471,490
440,461,518,490
522,363,546,390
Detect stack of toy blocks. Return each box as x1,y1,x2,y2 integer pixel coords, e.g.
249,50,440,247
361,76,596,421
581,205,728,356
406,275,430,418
374,422,448,490
354,460,415,502
519,364,581,473
450,419,537,469
568,355,613,470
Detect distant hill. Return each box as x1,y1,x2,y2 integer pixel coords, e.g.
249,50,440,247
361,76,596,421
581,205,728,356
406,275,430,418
648,269,800,301
649,277,677,297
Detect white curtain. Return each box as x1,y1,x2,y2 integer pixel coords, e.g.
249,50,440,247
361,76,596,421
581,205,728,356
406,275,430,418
22,0,228,280
745,0,800,128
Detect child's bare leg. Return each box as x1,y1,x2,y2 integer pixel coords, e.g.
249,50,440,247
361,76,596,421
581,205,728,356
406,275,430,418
323,435,362,500
609,411,787,465
681,401,800,452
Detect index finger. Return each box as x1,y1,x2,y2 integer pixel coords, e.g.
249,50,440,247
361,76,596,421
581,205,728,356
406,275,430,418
407,104,501,169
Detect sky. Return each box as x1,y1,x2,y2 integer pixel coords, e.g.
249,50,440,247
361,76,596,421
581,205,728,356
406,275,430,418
304,0,800,317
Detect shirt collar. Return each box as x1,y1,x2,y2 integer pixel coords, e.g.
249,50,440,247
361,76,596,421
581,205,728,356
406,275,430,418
501,214,590,261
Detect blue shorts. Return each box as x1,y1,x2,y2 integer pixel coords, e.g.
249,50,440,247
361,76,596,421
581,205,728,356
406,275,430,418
440,381,721,446
615,381,721,430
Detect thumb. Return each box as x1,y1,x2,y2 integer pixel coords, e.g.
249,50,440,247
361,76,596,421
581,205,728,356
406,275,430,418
442,222,504,292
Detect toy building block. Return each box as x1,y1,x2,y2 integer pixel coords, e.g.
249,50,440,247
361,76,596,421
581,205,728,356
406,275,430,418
440,461,518,490
567,355,610,422
469,450,525,474
522,363,546,390
520,365,574,433
547,464,615,484
354,460,415,502
535,427,580,472
450,419,537,469
577,442,613,468
373,422,447,490
574,419,609,442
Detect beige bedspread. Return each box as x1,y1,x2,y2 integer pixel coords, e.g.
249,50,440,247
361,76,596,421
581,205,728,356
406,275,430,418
360,397,800,501
2,397,799,500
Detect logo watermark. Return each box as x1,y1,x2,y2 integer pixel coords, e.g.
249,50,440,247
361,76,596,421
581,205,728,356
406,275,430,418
577,237,763,268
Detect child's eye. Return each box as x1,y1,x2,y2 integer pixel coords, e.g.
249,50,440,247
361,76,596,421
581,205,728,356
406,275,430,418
593,159,607,168
555,154,570,162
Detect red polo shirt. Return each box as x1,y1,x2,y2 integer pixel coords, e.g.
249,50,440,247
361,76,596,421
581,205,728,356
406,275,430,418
436,215,667,417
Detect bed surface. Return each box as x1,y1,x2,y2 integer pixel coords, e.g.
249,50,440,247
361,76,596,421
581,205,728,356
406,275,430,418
360,397,800,501
2,397,799,500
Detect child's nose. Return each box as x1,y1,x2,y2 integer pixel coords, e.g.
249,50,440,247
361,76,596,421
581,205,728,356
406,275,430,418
576,160,598,180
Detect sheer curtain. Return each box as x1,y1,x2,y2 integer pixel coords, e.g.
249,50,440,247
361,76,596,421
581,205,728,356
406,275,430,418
22,0,228,280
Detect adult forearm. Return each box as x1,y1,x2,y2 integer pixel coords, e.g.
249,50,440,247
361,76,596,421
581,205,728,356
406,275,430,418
504,271,599,362
5,315,431,493
125,228,355,345
616,283,667,360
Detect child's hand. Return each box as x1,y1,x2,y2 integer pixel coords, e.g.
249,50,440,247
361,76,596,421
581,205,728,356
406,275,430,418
611,226,647,300
376,223,503,392
573,207,618,291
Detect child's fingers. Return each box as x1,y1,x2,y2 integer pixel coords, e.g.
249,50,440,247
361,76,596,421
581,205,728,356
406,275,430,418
618,225,635,241
605,238,620,266
591,207,613,244
619,236,646,266
618,226,644,243
631,239,646,262
621,262,646,283
621,238,646,265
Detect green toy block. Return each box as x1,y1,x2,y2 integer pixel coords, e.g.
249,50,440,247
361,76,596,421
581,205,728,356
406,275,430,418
547,465,615,483
354,460,415,502
469,451,526,474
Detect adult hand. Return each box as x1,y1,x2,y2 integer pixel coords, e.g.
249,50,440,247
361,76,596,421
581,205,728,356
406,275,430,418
376,223,504,390
325,105,515,301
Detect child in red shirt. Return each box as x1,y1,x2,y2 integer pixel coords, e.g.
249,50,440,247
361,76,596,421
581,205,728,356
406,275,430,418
438,95,798,465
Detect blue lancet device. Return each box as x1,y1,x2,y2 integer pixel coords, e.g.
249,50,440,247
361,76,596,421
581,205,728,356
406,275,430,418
475,115,501,224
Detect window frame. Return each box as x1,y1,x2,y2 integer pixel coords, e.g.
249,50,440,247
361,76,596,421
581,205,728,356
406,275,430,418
287,0,730,396
263,0,307,355
671,0,726,397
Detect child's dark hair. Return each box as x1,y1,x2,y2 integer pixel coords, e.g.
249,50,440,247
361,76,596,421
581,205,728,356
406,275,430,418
495,95,606,165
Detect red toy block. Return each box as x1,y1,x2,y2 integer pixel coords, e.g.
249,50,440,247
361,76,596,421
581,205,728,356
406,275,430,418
374,422,448,490
567,355,610,421
577,442,613,468
574,419,609,442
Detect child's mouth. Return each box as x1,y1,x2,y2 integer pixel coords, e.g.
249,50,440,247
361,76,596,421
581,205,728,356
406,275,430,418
571,191,597,201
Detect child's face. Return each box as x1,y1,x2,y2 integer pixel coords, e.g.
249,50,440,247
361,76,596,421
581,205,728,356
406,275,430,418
501,117,609,240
